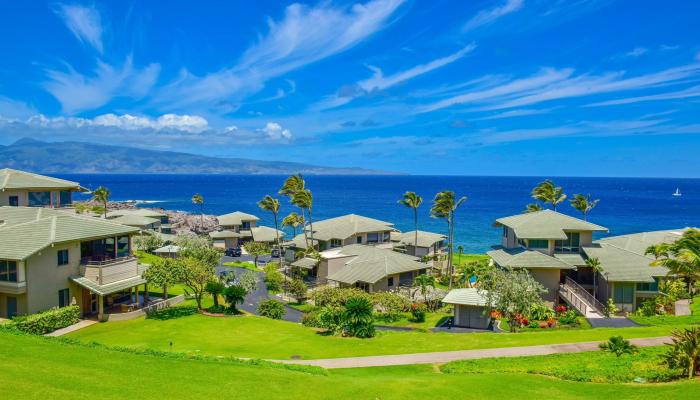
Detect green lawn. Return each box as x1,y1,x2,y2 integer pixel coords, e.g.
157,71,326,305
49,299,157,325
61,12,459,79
222,260,258,271
630,298,700,326
375,310,451,330
69,309,684,360
2,330,699,400
135,250,162,265
452,252,489,266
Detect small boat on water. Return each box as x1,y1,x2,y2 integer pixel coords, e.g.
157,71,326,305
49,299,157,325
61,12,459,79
672,188,682,197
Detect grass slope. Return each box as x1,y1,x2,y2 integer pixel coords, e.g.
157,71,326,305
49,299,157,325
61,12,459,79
2,331,699,400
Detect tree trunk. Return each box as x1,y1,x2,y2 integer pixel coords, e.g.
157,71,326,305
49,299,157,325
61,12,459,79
163,285,169,300
448,212,455,290
307,209,315,250
300,208,309,249
213,293,219,307
414,208,418,254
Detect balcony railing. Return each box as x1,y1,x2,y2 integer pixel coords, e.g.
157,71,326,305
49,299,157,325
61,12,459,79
80,256,140,286
80,255,135,266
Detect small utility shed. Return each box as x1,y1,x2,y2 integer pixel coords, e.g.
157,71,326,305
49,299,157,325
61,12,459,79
442,288,492,329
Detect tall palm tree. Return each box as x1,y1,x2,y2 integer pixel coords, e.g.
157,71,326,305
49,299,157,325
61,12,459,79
531,179,567,211
524,203,543,213
279,174,308,247
282,212,303,236
398,192,423,251
585,257,603,299
191,193,204,231
292,189,314,250
258,195,285,293
457,245,464,266
91,186,110,218
431,191,467,289
570,193,599,220
646,228,700,295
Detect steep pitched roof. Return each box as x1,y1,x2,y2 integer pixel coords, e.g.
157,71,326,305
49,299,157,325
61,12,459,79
326,244,428,284
487,246,575,270
0,207,138,260
494,209,608,240
250,226,285,243
216,211,259,226
581,228,691,282
0,168,84,191
397,230,446,247
306,214,395,241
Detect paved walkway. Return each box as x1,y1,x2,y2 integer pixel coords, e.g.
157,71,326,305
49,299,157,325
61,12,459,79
273,336,671,369
588,317,640,328
45,320,97,337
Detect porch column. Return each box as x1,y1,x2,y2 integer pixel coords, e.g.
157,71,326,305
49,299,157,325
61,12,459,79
113,236,118,259
134,285,139,306
98,295,104,321
143,283,149,304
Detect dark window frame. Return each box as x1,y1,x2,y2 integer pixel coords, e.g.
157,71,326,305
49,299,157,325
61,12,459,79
57,249,69,266
0,260,18,282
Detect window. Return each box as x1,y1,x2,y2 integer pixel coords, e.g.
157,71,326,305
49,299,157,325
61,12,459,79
330,239,342,248
0,260,18,282
613,283,634,304
503,226,508,237
636,279,659,292
242,221,251,229
59,191,72,206
517,239,526,247
382,232,390,242
367,233,379,243
58,289,70,308
555,232,580,253
9,196,19,206
28,191,51,207
528,239,549,249
356,236,363,244
388,277,394,287
57,249,69,266
117,236,130,257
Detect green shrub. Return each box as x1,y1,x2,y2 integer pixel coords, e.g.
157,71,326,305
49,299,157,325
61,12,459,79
311,287,369,307
343,296,375,338
147,305,198,320
637,297,665,317
370,291,410,313
410,303,427,322
11,306,80,335
206,305,226,314
289,279,308,302
318,305,345,334
558,309,579,325
263,263,284,292
257,299,286,319
301,311,321,327
530,304,555,321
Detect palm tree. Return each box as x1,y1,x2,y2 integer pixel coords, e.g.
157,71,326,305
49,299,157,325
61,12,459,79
662,327,700,379
292,189,314,250
431,191,467,289
456,245,464,266
585,257,603,300
531,179,567,211
398,192,423,251
191,193,204,231
282,212,303,236
570,193,599,220
91,186,110,218
258,195,285,293
413,273,436,303
279,174,308,247
646,228,700,295
599,336,638,357
524,203,543,213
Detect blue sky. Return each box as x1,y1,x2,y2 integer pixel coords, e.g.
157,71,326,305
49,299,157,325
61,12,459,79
0,0,699,176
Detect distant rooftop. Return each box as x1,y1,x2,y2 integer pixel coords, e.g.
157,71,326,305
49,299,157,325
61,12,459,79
326,244,427,285
495,209,608,240
305,214,395,241
216,211,259,226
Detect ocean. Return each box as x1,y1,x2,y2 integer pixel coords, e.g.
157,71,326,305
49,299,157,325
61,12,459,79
59,174,700,253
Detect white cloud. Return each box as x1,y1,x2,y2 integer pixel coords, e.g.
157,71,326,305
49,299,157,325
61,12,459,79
24,113,208,133
155,0,405,108
259,122,292,141
43,57,160,114
623,47,648,57
474,108,553,120
55,4,104,53
462,0,523,32
587,84,700,106
0,96,36,120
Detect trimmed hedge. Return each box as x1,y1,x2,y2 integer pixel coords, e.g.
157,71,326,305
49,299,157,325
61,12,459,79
11,306,80,335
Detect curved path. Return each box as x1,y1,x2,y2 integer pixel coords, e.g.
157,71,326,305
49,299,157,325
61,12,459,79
273,336,671,369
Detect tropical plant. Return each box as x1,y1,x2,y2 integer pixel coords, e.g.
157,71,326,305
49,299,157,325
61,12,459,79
205,281,225,308
410,303,427,322
289,278,308,302
531,180,566,211
257,299,286,319
524,203,543,213
292,189,314,248
279,174,308,246
243,241,271,267
570,193,599,220
237,270,258,294
430,191,467,289
318,305,345,334
282,211,303,236
662,327,700,379
191,193,204,231
311,287,370,307
370,291,411,320
585,257,603,299
263,262,284,292
142,257,180,300
456,245,464,265
599,336,638,357
660,278,690,301
459,259,493,288
646,228,700,295
174,233,213,254
223,285,247,311
258,194,285,290
413,273,436,303
173,257,215,310
91,186,110,217
343,296,375,338
134,233,164,253
605,298,618,318
398,191,423,249
479,267,547,332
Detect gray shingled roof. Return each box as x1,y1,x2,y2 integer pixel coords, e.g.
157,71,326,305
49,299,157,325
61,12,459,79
107,209,167,219
495,210,608,240
581,228,691,282
397,230,446,247
291,257,318,269
209,230,243,239
250,226,285,243
305,214,395,241
326,244,428,284
0,207,138,260
487,246,575,270
217,211,259,226
442,288,491,306
0,168,84,191
70,275,147,296
154,245,180,254
109,215,160,227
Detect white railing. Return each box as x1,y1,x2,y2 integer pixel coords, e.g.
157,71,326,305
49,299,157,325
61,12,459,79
565,277,606,313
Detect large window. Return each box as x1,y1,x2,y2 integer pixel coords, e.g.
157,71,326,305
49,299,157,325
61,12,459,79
636,279,659,292
28,191,51,207
242,221,251,229
528,239,549,249
9,196,18,206
555,232,580,253
58,289,70,308
59,191,72,206
330,239,342,248
57,249,69,266
613,283,634,304
0,260,18,282
117,236,130,257
366,233,379,243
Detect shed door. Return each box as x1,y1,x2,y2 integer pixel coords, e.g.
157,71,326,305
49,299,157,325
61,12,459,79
457,305,489,329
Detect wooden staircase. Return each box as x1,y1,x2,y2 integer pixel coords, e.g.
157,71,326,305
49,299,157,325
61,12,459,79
559,277,606,318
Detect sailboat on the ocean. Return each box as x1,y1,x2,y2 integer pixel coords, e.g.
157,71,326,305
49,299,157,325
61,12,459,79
673,188,682,197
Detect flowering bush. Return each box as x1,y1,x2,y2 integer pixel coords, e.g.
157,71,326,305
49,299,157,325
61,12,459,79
490,310,503,319
410,303,427,322
555,305,568,314
558,309,579,325
514,313,529,327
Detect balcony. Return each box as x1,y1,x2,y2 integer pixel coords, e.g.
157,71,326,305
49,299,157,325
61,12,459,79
80,256,140,286
0,280,26,294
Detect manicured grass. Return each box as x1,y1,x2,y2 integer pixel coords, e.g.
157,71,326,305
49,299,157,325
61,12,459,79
630,297,700,326
135,250,162,265
442,346,680,383
69,309,684,360
375,310,451,330
222,260,258,271
3,330,700,400
452,252,489,266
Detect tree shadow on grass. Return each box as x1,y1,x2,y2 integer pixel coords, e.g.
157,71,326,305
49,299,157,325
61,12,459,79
146,306,198,320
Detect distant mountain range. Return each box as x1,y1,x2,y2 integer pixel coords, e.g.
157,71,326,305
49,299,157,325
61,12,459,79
0,138,398,175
